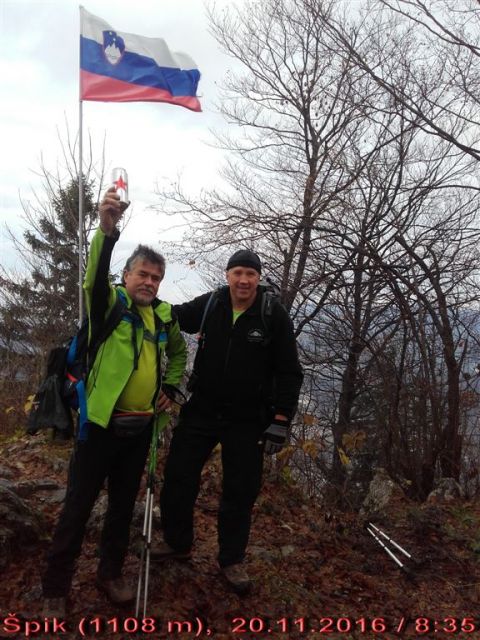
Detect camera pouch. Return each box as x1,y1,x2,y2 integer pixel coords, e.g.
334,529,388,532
110,412,152,438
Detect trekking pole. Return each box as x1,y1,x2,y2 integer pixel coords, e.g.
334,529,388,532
369,523,412,560
135,419,160,618
365,522,413,571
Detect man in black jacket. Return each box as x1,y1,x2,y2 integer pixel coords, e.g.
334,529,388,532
154,249,303,594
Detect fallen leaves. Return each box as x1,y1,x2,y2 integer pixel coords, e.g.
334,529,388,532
0,434,480,637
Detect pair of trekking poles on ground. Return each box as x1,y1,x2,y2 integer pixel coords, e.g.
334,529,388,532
365,522,415,574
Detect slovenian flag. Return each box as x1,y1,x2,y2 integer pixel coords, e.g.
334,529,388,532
80,7,201,112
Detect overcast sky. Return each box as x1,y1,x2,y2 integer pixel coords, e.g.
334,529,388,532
0,0,238,302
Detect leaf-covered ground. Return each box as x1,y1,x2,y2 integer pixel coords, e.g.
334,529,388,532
1,434,480,639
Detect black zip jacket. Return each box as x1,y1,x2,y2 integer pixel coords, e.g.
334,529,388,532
173,286,303,422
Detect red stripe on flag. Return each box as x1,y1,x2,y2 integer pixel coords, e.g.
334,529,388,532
80,70,202,112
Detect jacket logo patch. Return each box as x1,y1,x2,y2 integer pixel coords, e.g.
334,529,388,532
247,328,265,343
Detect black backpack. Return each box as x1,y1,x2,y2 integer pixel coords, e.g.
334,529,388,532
27,293,129,440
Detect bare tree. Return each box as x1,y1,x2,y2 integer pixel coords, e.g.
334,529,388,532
313,0,480,159
153,0,480,499
156,0,407,312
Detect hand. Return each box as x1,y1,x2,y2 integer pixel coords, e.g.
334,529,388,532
263,418,289,455
99,186,129,236
156,391,172,413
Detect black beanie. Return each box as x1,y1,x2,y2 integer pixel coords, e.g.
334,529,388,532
226,249,262,274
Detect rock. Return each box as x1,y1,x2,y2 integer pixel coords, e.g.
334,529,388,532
51,459,69,474
86,494,157,535
0,477,62,499
0,484,46,569
23,584,43,603
42,488,66,504
86,493,108,532
0,527,13,567
0,464,15,479
14,479,61,498
344,452,376,509
249,545,277,562
427,478,463,503
280,545,295,557
0,478,15,491
360,468,405,516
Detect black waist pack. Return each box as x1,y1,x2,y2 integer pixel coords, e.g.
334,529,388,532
110,412,153,438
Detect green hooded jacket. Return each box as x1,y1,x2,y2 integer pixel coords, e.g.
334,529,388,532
83,228,187,430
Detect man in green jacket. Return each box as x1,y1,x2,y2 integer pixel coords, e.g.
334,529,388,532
42,187,187,617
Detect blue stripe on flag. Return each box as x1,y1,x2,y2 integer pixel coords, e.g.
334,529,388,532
81,37,200,98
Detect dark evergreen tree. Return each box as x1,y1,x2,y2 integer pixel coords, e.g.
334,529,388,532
0,176,99,369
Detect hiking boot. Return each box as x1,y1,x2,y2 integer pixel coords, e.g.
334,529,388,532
150,541,191,562
96,575,135,605
221,564,252,595
42,597,67,618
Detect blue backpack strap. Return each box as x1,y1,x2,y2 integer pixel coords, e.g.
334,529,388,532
63,332,89,441
66,333,79,368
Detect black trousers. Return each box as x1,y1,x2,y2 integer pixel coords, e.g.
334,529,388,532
160,414,265,567
42,421,152,598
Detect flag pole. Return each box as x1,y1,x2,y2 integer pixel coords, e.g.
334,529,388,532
78,5,84,325
78,98,84,325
